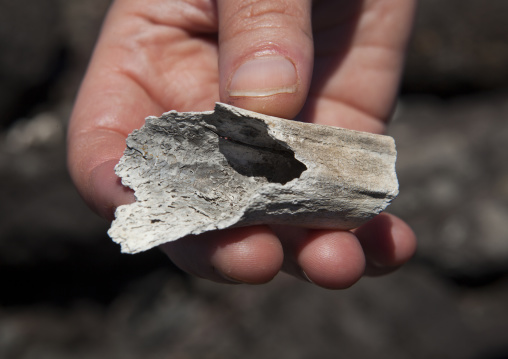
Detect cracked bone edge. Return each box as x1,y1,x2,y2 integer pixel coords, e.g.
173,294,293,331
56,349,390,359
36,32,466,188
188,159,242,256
108,103,398,254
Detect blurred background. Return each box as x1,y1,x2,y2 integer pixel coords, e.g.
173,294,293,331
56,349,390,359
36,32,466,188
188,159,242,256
1,0,507,358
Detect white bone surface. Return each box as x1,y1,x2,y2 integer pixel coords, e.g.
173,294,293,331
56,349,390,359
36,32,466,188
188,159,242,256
109,103,398,253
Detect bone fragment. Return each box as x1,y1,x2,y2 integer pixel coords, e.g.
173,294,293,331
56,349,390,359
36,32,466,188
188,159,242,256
108,103,398,253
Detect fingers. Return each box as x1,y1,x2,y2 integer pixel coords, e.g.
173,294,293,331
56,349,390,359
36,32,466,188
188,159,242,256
300,0,417,131
279,228,366,289
276,212,417,289
354,213,417,276
217,0,313,119
162,212,417,286
161,226,284,284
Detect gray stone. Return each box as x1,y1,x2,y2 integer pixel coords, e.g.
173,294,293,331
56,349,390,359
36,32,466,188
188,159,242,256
109,103,398,253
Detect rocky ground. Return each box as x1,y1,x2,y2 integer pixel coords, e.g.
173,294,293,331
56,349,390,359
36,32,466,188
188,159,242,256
1,1,507,358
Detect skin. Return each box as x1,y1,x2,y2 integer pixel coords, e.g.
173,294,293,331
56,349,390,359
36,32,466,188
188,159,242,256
68,0,417,289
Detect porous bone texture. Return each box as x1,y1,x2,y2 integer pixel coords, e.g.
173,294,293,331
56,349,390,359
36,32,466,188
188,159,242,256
108,103,398,253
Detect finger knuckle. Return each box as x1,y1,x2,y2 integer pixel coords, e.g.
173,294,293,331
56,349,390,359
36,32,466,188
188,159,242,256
226,0,304,37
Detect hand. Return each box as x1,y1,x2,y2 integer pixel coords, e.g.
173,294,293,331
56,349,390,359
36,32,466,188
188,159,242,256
68,0,417,289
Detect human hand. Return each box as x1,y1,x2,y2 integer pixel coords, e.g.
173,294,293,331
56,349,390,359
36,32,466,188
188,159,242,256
68,0,417,289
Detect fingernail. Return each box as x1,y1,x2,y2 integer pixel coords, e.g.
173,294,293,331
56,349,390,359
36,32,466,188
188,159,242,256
216,269,246,284
301,270,314,284
228,56,298,97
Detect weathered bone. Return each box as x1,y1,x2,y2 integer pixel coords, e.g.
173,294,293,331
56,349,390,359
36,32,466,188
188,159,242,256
108,103,398,253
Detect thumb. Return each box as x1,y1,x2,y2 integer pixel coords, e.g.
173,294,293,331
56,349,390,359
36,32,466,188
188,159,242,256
217,0,313,119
